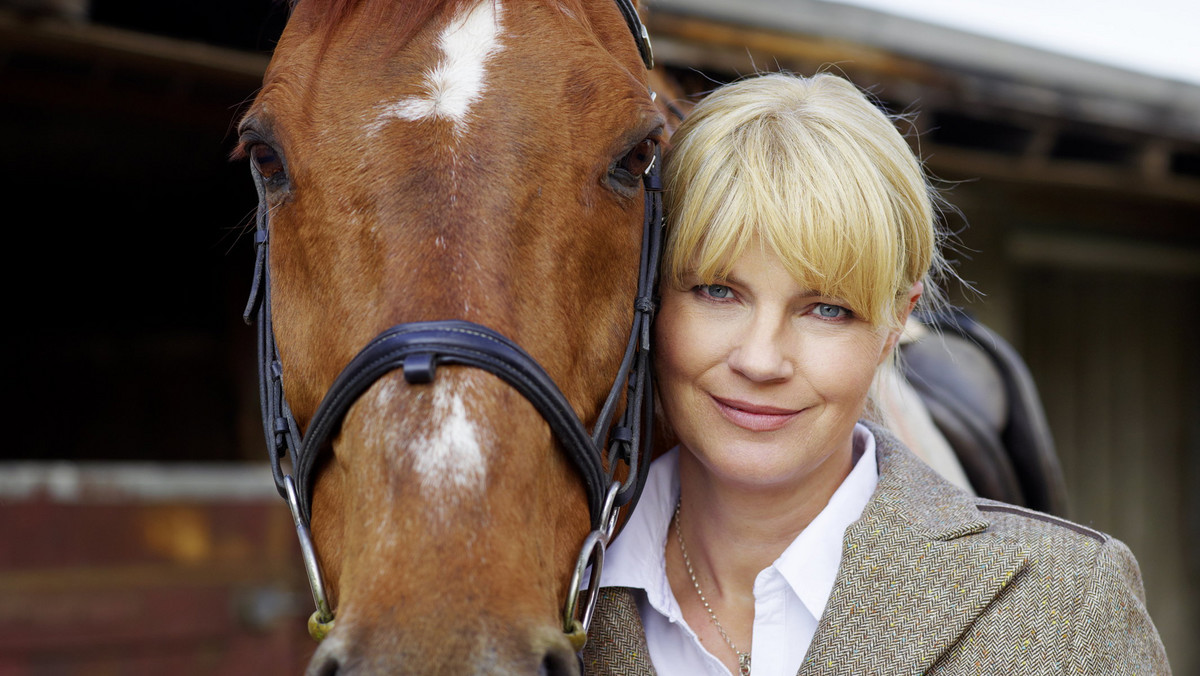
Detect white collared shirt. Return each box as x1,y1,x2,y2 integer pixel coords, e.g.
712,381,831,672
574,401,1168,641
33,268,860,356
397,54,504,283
598,423,879,676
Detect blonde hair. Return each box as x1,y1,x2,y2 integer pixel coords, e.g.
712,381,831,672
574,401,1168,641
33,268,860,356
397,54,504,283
662,72,949,328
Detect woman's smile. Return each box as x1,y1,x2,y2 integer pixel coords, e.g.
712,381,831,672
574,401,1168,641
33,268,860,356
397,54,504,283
711,395,803,432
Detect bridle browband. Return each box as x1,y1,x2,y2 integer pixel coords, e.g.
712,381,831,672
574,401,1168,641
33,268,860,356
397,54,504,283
243,0,659,648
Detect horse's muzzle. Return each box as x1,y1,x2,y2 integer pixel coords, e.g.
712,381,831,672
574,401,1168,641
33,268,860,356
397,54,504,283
304,625,583,676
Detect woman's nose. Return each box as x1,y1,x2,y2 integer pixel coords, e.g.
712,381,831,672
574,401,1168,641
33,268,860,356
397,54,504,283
727,320,793,382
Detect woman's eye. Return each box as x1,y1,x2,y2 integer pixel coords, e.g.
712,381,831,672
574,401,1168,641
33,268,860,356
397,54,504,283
250,143,286,182
699,284,733,299
814,303,850,319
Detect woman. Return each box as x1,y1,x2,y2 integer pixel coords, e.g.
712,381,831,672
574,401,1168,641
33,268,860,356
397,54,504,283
583,73,1169,675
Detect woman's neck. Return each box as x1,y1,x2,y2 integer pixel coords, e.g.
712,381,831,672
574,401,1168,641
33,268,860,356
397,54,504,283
673,442,854,592
665,436,857,675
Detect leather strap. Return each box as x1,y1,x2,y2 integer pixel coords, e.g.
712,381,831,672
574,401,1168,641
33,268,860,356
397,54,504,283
245,153,663,530
612,0,654,69
294,321,609,525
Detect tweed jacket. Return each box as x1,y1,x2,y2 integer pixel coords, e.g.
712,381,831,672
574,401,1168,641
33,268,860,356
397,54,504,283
582,425,1170,675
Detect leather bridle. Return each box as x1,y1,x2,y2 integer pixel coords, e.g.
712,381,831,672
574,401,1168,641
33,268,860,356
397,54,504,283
243,0,660,648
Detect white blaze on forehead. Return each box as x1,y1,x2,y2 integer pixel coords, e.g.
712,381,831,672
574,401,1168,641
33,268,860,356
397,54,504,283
410,375,488,499
370,0,505,136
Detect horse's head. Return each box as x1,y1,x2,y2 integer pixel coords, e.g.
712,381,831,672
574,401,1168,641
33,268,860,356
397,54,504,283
237,0,663,672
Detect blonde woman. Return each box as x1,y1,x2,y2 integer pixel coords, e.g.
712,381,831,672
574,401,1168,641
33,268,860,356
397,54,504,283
583,73,1168,675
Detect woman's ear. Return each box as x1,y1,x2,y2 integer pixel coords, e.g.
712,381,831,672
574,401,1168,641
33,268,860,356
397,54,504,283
903,280,924,319
879,281,924,364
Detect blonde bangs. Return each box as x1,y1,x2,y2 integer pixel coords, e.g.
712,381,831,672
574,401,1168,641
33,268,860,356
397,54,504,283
662,73,936,328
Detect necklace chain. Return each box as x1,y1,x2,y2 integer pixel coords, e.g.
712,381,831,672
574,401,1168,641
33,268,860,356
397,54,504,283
674,500,752,676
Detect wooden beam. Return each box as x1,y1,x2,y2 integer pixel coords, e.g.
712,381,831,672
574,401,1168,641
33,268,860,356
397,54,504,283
923,144,1200,206
0,9,268,85
646,10,946,85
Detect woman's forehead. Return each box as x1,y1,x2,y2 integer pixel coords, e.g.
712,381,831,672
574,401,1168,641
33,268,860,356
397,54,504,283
689,250,839,297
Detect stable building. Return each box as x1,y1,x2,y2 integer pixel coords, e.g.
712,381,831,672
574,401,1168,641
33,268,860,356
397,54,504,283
1,0,1196,671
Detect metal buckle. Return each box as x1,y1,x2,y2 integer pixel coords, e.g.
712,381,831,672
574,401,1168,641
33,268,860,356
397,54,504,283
637,23,654,70
561,482,621,650
562,530,606,651
599,480,621,542
284,475,336,639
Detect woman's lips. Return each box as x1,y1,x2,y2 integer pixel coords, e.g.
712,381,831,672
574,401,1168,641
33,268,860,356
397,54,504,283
711,396,801,432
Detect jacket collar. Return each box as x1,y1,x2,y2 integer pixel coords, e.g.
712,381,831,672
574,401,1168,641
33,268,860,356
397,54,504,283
798,423,1027,675
584,425,1029,676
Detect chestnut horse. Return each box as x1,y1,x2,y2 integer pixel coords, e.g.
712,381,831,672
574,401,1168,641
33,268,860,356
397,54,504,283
237,0,667,673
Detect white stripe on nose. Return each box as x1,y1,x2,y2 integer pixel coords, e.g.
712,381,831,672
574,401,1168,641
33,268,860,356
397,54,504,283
411,376,488,499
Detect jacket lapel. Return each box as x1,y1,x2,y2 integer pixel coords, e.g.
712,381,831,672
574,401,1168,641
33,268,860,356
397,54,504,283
582,587,658,676
799,426,1027,675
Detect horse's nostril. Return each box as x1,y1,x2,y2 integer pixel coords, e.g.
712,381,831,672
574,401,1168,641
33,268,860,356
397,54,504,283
539,646,580,676
306,648,341,676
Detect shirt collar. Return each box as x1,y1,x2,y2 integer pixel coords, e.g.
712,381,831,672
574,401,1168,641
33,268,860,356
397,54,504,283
598,446,680,617
599,424,879,625
776,424,878,620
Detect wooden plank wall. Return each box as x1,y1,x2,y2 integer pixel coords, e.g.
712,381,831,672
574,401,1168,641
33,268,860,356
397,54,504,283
0,472,315,675
1018,264,1199,674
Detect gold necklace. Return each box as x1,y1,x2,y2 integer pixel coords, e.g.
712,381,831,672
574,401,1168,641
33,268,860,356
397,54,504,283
674,500,752,676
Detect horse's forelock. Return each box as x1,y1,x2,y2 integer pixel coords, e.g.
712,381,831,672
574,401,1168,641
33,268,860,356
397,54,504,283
301,0,477,53
301,0,607,53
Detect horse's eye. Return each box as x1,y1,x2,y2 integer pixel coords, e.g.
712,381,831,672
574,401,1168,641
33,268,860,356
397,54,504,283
251,143,286,182
618,138,656,177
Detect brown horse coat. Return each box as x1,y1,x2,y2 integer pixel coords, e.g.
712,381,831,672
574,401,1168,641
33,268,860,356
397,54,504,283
238,0,668,672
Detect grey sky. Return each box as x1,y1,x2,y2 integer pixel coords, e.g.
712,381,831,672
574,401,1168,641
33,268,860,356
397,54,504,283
828,0,1200,86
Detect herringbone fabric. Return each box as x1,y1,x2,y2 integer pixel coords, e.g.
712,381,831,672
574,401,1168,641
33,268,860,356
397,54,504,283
582,424,1170,675
583,588,658,676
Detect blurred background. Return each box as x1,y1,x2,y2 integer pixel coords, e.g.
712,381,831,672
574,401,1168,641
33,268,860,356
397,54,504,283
1,0,1197,673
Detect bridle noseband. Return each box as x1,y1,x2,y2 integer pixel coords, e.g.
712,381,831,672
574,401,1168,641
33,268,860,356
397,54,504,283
244,0,659,648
